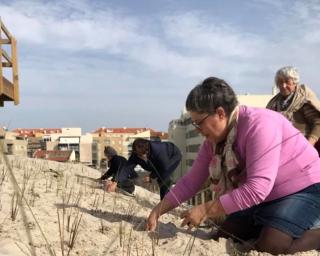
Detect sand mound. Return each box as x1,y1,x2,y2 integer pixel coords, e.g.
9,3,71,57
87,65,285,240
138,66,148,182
0,155,318,256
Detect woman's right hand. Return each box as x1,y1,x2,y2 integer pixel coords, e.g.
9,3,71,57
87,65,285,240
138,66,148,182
145,210,159,231
105,180,117,192
143,175,151,183
145,199,174,232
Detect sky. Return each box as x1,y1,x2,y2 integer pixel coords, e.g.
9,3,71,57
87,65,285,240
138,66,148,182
1,0,320,133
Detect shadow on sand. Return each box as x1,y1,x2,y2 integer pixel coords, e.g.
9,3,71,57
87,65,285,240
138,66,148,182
55,203,214,241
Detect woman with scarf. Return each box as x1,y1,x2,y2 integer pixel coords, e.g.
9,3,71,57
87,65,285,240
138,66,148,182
267,66,320,154
146,77,320,254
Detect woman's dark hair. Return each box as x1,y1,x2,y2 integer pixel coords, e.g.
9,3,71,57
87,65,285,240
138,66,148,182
104,146,117,158
132,138,149,155
186,77,238,116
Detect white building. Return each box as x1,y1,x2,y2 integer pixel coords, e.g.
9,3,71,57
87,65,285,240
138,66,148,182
80,133,93,165
41,127,94,165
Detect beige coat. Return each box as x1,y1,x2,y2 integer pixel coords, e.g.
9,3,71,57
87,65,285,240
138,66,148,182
267,84,320,141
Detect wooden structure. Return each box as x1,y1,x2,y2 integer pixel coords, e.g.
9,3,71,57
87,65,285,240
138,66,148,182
0,19,19,106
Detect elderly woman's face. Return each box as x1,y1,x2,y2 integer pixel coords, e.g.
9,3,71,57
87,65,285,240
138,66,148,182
276,77,296,97
190,108,228,144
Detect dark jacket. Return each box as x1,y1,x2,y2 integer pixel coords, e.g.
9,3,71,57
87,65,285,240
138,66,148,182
100,155,136,181
116,141,181,183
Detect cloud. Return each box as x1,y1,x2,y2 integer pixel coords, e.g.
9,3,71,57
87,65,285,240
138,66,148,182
1,1,207,79
162,12,267,58
1,2,140,51
1,0,320,131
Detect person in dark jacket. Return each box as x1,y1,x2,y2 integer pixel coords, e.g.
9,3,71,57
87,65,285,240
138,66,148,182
99,146,126,181
106,138,182,199
99,146,137,194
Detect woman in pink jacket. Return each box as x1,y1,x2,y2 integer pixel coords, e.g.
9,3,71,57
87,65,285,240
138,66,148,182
146,77,320,254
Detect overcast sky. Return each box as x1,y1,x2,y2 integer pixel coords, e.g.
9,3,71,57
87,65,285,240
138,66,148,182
1,0,320,132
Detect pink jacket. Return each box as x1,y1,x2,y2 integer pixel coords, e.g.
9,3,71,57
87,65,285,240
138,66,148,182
165,106,320,214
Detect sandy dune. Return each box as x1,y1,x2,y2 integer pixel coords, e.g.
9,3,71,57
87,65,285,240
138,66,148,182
0,155,318,256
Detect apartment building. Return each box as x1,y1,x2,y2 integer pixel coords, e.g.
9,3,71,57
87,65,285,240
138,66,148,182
57,128,81,161
12,128,62,138
11,127,95,165
93,128,148,155
12,128,62,156
0,130,27,156
45,128,94,164
9,126,169,167
80,133,93,165
91,127,168,168
91,134,110,168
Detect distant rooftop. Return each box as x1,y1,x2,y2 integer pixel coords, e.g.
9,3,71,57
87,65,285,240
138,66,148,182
92,127,155,134
12,128,62,137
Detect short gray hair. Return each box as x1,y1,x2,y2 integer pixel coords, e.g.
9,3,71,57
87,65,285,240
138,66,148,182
275,66,300,85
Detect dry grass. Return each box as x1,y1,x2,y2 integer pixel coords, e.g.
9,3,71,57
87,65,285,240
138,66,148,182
0,153,307,256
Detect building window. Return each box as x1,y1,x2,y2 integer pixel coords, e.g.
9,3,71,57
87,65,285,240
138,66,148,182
186,159,194,166
7,144,13,154
185,118,192,125
186,129,198,139
186,144,200,153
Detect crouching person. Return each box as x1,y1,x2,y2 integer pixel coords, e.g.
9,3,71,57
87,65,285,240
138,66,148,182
129,138,181,200
106,138,182,200
99,146,136,195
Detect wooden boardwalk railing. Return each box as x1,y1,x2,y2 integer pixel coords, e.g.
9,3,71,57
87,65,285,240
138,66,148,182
0,18,19,106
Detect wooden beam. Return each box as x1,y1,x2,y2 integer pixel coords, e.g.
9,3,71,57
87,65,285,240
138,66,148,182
1,49,11,64
3,76,14,98
2,62,12,67
0,20,12,39
0,19,19,106
11,37,19,105
0,39,10,44
0,28,3,94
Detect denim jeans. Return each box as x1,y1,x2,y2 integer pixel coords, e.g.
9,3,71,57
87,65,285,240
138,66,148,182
227,183,320,238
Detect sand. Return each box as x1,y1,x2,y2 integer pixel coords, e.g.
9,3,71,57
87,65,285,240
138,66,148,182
0,154,318,256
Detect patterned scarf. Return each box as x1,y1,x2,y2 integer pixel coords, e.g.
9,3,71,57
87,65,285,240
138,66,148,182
208,106,241,197
267,85,312,122
277,92,295,111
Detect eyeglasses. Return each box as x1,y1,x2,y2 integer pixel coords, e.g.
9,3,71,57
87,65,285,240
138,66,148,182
191,114,210,130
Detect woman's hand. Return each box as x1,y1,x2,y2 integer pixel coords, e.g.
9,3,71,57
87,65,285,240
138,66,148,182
146,209,159,231
308,137,317,146
180,204,207,230
105,180,117,192
143,175,151,183
181,200,225,229
145,199,175,231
